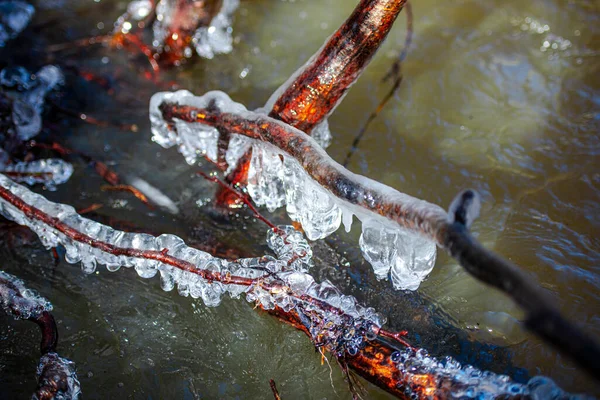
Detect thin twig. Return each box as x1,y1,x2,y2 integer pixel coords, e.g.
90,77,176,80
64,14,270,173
269,379,281,400
343,0,413,167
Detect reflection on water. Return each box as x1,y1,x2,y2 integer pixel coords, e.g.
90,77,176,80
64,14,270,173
0,0,598,398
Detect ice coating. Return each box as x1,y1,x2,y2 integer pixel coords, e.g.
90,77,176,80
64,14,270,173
389,348,589,400
0,174,588,399
192,0,239,59
150,90,439,290
448,189,481,228
0,65,65,141
1,158,74,188
0,174,385,340
0,270,53,320
0,1,34,47
152,0,239,59
34,352,81,400
126,0,153,20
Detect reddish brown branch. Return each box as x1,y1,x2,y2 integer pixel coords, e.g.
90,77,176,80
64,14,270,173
220,0,407,198
343,0,413,167
197,171,276,229
269,379,281,400
158,101,600,379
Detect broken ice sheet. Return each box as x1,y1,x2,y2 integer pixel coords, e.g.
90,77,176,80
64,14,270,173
0,1,34,47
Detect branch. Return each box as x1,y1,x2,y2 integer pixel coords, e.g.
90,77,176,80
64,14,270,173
155,93,600,379
0,271,81,399
220,0,407,196
0,174,581,398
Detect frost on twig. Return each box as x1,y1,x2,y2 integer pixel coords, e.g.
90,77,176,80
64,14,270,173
0,174,587,399
151,91,600,379
0,271,81,400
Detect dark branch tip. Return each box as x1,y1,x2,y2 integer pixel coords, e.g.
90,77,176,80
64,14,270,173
448,189,481,228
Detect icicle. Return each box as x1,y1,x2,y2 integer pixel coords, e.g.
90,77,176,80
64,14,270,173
191,0,239,59
149,89,439,290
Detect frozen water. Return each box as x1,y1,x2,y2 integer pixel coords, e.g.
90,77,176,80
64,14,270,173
0,270,53,320
311,119,332,149
0,1,34,47
128,176,179,214
359,220,436,290
34,352,81,400
0,174,586,399
388,348,588,400
389,229,437,291
151,0,238,59
0,174,383,330
149,89,440,290
448,189,481,228
192,0,239,59
0,65,64,141
0,158,73,188
126,0,152,20
247,145,286,212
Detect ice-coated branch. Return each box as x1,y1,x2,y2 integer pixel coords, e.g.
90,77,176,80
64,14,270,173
153,91,600,379
0,174,584,399
221,0,407,194
0,271,81,400
266,0,406,133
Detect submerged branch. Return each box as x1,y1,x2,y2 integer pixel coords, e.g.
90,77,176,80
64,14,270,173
156,95,600,379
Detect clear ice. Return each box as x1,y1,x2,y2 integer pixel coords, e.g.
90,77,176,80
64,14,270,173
151,0,239,59
149,89,439,290
34,352,81,400
0,270,53,320
1,65,65,141
0,1,34,47
0,173,384,339
192,0,239,59
388,348,589,399
0,158,74,188
0,173,582,400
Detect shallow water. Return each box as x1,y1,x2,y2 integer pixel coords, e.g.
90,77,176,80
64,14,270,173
0,0,599,398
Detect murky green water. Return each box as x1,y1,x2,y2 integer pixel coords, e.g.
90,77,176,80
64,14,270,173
0,0,599,398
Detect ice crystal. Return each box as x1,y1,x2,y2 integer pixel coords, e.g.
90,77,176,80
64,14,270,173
0,270,52,320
